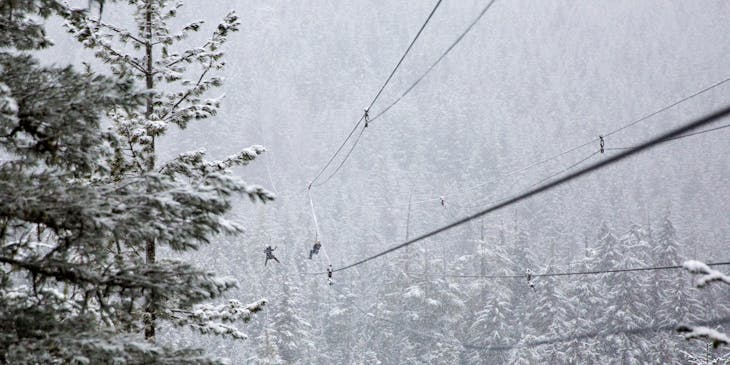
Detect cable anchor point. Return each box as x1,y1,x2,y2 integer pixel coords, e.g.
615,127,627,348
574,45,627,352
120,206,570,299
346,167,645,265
327,264,334,286
526,268,535,291
363,108,370,128
599,135,605,154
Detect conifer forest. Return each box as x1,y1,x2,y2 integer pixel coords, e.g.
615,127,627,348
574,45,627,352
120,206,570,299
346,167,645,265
2,1,730,364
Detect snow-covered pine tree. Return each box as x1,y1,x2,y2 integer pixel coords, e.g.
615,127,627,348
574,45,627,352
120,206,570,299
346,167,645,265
253,325,285,365
465,286,514,364
589,223,625,362
370,258,420,364
592,224,654,364
62,0,273,343
1,1,271,363
463,228,517,364
271,276,316,364
323,287,359,364
613,224,654,364
400,254,466,363
508,260,571,364
562,245,605,364
650,215,704,362
507,226,537,340
2,3,143,363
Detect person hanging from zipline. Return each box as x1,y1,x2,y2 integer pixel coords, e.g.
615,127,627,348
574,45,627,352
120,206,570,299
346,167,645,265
526,268,535,291
309,240,322,259
264,245,280,266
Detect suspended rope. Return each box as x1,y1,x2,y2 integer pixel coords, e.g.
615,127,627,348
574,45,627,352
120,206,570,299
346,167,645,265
369,0,500,124
358,74,730,209
308,115,366,189
307,189,322,241
523,150,600,192
306,104,730,275
603,76,730,139
328,272,730,354
605,122,730,151
367,0,443,111
307,190,333,270
294,112,728,226
289,114,728,244
308,0,444,188
467,315,730,351
408,261,730,279
311,124,367,187
457,149,599,211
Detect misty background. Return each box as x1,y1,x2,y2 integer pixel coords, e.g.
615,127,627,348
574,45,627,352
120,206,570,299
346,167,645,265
37,0,730,362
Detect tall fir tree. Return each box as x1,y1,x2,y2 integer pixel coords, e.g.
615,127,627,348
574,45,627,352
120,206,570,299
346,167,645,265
271,276,316,364
63,0,274,343
562,246,605,364
1,1,271,363
650,216,699,362
463,228,517,364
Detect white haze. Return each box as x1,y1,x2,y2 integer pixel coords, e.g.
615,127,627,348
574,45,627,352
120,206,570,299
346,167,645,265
38,1,730,363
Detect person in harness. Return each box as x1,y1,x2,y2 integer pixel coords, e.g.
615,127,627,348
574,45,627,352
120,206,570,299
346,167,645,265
264,245,280,266
309,240,322,259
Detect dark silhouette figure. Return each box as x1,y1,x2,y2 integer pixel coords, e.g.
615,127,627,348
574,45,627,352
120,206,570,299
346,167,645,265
264,245,280,266
309,240,322,259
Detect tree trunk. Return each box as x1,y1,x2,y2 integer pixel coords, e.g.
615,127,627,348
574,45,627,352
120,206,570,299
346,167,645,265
143,0,156,342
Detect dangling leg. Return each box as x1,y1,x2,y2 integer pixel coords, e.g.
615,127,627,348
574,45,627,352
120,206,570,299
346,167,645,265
265,257,269,266
309,250,313,259
273,256,280,264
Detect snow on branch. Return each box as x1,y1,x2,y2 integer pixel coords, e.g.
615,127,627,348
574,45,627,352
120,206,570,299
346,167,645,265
0,82,18,123
159,145,266,177
168,299,267,340
683,260,730,288
217,145,267,169
677,325,730,348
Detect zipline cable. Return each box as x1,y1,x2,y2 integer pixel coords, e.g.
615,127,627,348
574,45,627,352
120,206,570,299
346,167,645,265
369,0,500,123
367,0,443,111
308,0,444,188
331,268,730,353
308,115,365,189
606,122,730,151
359,75,730,208
311,124,367,187
467,315,730,351
520,150,600,193
459,149,600,210
407,261,730,279
310,0,496,188
310,104,730,274
282,115,728,247
260,115,730,218
604,77,730,139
